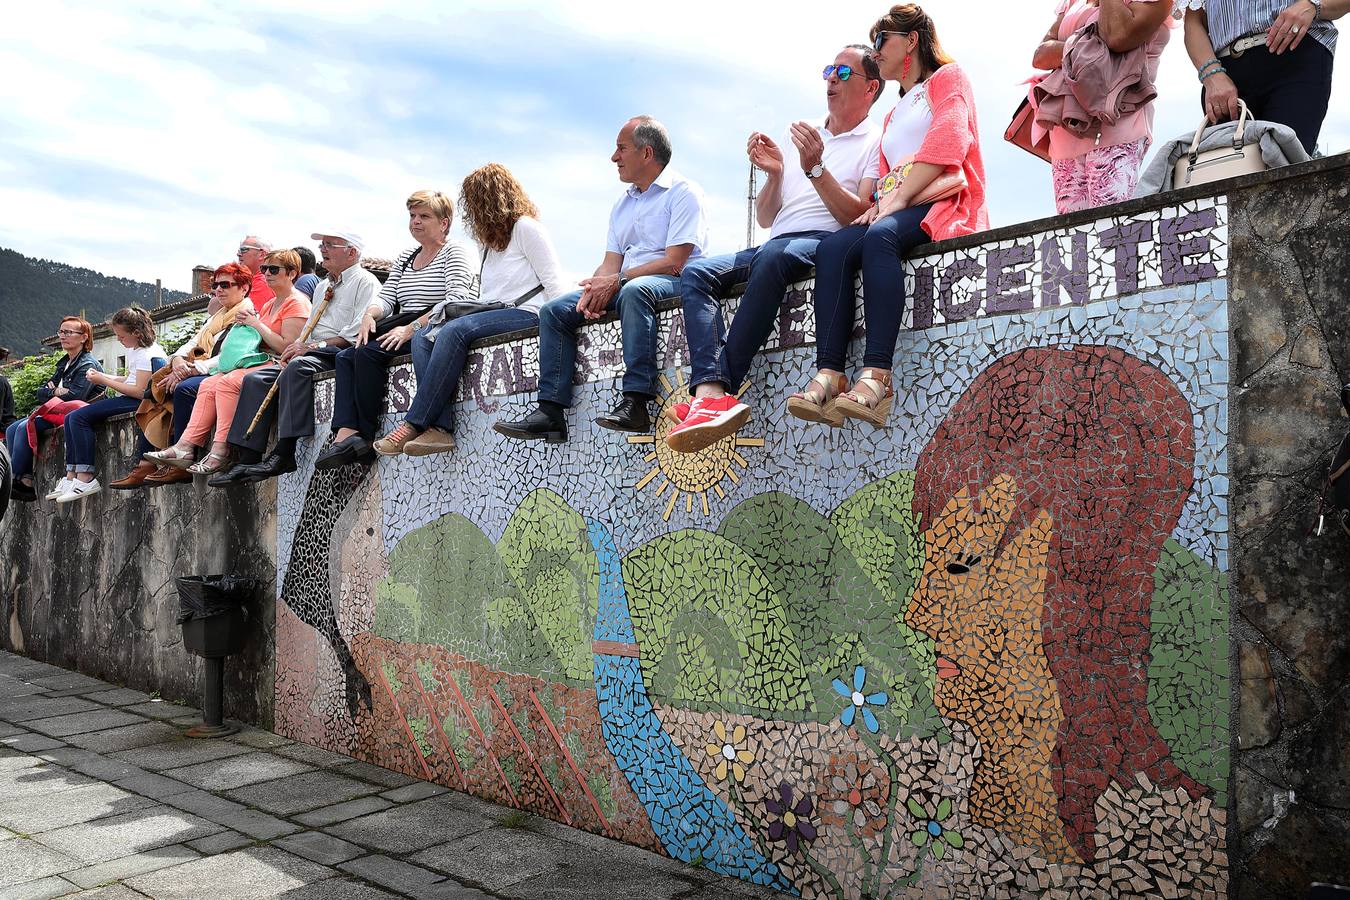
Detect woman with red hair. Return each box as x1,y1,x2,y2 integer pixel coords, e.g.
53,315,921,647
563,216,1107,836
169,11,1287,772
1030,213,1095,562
906,345,1206,862
4,316,102,502
145,258,308,476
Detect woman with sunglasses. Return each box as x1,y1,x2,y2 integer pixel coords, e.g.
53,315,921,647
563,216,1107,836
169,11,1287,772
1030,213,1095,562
4,317,102,502
367,165,564,459
788,3,988,429
314,190,476,467
146,255,309,476
53,308,166,503
112,263,259,488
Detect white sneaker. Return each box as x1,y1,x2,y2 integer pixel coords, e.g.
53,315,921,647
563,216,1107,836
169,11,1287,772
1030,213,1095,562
56,479,102,503
45,478,73,501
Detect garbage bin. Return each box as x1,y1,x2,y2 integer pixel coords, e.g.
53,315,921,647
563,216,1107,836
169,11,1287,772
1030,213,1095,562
176,575,261,738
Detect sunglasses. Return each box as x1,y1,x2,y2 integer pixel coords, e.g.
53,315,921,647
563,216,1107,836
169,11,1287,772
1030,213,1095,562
822,64,856,81
212,280,236,291
259,264,287,275
873,30,909,51
237,245,262,254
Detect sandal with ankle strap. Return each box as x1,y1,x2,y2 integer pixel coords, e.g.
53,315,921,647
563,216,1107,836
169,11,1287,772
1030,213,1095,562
785,372,847,427
144,444,196,469
187,450,233,476
833,368,894,427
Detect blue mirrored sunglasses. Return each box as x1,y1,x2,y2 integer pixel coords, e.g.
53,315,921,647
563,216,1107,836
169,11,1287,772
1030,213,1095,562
822,64,855,81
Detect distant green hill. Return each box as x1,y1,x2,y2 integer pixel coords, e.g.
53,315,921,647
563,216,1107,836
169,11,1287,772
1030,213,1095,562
0,247,187,358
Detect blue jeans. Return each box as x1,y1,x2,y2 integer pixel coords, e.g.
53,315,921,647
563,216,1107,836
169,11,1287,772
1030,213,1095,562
406,307,540,432
537,275,679,407
63,395,144,473
5,416,53,482
813,204,932,372
681,231,827,393
171,375,207,445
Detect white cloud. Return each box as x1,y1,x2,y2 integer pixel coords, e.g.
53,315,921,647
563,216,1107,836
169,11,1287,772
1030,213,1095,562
1,0,1346,296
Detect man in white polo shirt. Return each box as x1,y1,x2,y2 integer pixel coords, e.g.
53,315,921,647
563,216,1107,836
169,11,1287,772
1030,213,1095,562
665,45,883,453
495,115,709,443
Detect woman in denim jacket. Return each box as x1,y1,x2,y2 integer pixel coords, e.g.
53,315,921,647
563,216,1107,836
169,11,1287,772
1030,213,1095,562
5,316,103,502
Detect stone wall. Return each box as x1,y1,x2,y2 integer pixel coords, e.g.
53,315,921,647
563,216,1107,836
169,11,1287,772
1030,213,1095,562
1227,164,1350,898
4,155,1347,897
0,417,277,727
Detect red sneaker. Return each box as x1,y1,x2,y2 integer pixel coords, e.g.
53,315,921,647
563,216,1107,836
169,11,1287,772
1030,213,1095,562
664,400,692,425
664,394,751,454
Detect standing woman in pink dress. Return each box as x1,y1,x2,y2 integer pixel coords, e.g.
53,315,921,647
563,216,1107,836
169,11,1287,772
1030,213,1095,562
1033,0,1180,213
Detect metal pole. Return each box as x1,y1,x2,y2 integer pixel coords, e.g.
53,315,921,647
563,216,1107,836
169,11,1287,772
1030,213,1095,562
746,161,758,248
186,657,239,738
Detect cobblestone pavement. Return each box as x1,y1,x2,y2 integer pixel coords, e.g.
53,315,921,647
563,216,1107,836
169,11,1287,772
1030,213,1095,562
0,651,784,900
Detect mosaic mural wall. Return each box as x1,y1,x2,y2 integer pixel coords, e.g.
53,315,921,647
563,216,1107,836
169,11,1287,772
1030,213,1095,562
275,196,1231,898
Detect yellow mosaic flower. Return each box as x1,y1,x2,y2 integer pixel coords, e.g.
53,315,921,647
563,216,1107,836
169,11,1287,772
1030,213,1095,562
704,720,756,782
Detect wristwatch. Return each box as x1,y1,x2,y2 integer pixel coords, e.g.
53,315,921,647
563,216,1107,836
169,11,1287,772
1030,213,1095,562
1307,0,1322,18
618,274,630,288
315,340,328,350
805,163,825,179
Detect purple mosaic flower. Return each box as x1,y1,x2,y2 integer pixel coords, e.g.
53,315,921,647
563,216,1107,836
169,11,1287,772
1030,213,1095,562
833,665,888,733
765,783,817,852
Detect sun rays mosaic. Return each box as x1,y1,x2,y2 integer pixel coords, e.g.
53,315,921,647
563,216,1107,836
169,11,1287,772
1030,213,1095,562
276,196,1231,898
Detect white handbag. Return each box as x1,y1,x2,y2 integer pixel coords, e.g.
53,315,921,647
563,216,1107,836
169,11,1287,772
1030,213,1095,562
1172,99,1268,189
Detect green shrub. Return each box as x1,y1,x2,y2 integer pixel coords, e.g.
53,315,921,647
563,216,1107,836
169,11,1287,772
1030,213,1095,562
8,352,61,416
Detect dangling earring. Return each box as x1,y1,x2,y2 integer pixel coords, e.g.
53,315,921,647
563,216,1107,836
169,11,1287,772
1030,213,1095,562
901,53,912,81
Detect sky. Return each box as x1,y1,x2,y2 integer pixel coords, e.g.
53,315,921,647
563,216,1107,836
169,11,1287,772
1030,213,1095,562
1,0,1347,292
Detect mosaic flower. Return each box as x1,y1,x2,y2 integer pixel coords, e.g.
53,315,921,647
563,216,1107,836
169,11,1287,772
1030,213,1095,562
906,796,965,860
703,719,755,783
830,762,882,828
832,665,888,733
766,783,818,852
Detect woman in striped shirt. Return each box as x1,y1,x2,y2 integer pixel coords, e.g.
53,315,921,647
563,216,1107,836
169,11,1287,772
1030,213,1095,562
370,164,566,458
314,190,478,468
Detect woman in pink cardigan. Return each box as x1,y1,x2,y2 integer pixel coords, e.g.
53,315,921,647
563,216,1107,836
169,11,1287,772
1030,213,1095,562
788,3,988,429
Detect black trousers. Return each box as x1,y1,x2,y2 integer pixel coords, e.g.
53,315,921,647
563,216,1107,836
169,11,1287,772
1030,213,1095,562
1214,38,1334,155
228,346,342,454
330,339,410,440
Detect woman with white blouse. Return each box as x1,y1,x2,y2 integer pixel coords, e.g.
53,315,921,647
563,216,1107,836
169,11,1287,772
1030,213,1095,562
368,164,565,458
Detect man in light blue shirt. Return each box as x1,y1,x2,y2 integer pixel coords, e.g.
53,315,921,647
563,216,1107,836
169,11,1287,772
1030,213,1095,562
495,115,708,443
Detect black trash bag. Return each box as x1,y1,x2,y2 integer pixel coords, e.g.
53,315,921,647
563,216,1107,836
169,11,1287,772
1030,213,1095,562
176,575,260,625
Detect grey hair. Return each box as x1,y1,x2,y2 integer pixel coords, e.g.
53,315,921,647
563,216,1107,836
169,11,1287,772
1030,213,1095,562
630,116,672,166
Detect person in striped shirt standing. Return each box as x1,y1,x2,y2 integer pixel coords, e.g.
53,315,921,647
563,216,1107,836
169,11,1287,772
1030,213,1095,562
1182,0,1344,154
314,191,478,468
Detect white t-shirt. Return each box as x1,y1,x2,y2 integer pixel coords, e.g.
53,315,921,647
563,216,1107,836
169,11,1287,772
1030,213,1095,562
480,217,568,315
771,118,882,238
124,343,166,384
880,83,934,173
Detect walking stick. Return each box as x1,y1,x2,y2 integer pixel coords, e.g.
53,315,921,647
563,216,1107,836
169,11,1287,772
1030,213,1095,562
243,290,333,439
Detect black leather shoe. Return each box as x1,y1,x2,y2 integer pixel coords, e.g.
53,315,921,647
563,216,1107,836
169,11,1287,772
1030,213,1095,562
314,435,374,471
232,452,297,484
206,466,247,488
493,406,568,443
595,395,651,433
9,481,36,503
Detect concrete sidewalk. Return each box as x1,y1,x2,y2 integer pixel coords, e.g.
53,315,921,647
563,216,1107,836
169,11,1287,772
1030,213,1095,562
0,651,781,900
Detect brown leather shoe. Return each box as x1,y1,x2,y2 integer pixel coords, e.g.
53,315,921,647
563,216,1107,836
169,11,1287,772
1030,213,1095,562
110,462,159,490
404,427,456,457
143,465,193,487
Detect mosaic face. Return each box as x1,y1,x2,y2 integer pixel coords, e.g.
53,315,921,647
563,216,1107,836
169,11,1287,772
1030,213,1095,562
906,476,1076,861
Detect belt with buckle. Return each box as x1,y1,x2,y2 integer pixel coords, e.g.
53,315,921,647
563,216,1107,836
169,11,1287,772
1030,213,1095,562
1218,33,1267,58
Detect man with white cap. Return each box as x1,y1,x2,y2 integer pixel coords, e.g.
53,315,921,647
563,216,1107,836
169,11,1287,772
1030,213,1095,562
214,229,379,485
